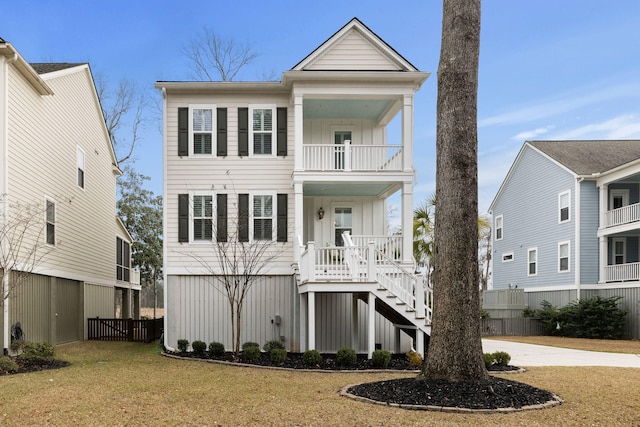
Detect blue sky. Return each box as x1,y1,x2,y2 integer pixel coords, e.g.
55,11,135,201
2,1,640,215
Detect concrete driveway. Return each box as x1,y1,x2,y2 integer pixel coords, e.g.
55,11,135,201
482,339,640,368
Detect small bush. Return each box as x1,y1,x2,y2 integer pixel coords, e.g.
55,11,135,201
263,340,285,353
492,351,511,366
371,349,392,368
0,356,18,374
242,343,261,362
302,349,322,367
191,340,207,355
480,309,491,319
269,348,287,364
177,339,189,353
242,341,260,352
406,350,423,368
208,341,225,357
483,353,495,369
18,342,55,362
9,339,25,354
336,347,357,366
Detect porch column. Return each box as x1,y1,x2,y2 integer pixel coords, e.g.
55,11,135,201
599,235,607,284
416,330,424,358
293,95,303,171
351,295,359,351
402,182,413,264
308,291,316,351
599,183,608,228
294,182,303,262
299,293,307,352
402,94,414,173
367,292,376,358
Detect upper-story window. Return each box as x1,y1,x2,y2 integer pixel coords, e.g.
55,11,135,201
116,236,130,282
559,190,570,223
190,106,215,155
77,147,85,189
558,241,570,272
252,194,274,241
250,106,275,156
528,247,537,276
495,215,503,240
45,198,56,246
192,194,214,241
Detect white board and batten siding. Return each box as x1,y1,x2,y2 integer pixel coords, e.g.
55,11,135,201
7,64,120,286
492,147,577,289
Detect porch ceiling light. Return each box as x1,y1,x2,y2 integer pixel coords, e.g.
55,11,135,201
318,207,325,220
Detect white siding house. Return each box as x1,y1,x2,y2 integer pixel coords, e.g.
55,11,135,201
0,39,139,351
489,140,640,338
158,18,432,356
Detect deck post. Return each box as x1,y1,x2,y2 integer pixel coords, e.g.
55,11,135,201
308,291,316,351
299,293,307,352
307,241,316,281
367,292,375,358
415,277,425,318
351,295,359,351
367,242,376,280
415,330,424,358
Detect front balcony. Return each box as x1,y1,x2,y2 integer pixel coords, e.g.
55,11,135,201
604,203,640,228
604,262,640,282
302,142,403,172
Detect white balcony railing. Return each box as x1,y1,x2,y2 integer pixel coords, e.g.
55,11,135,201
605,203,640,228
605,262,640,282
302,143,402,172
350,235,402,261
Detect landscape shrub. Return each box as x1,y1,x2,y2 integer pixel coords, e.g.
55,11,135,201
492,351,511,366
191,340,207,355
405,350,423,368
9,339,25,354
302,349,322,367
483,353,495,369
480,309,491,319
242,342,261,362
269,348,287,364
177,339,189,353
208,341,225,357
263,340,285,353
371,349,392,368
18,342,55,362
525,296,627,339
0,356,18,374
336,347,357,366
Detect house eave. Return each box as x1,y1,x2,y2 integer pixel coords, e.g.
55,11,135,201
282,70,430,90
0,42,53,95
154,81,288,95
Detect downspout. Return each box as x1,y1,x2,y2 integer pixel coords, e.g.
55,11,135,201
160,86,175,352
575,177,583,300
2,52,18,355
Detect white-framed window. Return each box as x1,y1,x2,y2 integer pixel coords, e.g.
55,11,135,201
334,207,353,246
558,241,570,272
250,105,275,156
77,147,85,189
45,197,56,246
528,247,538,276
558,190,570,223
251,192,275,241
191,193,214,241
116,236,130,282
189,105,216,156
612,238,626,265
502,252,514,262
495,215,503,240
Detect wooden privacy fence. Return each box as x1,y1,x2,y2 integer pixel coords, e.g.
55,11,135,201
481,317,543,337
88,318,163,343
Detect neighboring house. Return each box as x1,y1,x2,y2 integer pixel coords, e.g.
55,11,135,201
0,39,140,352
157,18,431,356
488,140,640,338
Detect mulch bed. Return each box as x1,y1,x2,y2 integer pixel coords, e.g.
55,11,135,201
0,358,70,376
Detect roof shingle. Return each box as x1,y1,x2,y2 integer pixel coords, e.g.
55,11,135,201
29,63,85,74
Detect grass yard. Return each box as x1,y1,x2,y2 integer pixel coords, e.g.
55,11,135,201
0,339,639,426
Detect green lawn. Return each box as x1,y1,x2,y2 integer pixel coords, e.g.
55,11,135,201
1,339,639,426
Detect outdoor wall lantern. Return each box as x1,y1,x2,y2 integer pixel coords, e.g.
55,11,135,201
318,207,325,220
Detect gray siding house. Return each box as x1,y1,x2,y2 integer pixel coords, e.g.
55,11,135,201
489,140,640,338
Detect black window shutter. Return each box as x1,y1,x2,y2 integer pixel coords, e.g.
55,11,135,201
178,108,188,156
217,108,227,156
217,194,227,242
238,108,248,157
277,193,287,242
178,194,189,242
277,107,287,156
238,194,249,242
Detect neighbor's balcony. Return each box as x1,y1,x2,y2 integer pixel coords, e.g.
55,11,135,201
302,142,403,172
604,262,640,282
604,203,640,228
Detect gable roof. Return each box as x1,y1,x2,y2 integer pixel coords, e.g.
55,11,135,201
530,140,640,175
292,17,419,72
30,62,86,74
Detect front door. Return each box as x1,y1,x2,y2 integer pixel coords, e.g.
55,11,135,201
610,189,630,210
334,131,351,170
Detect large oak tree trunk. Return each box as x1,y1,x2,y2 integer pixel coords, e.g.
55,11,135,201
420,0,487,381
